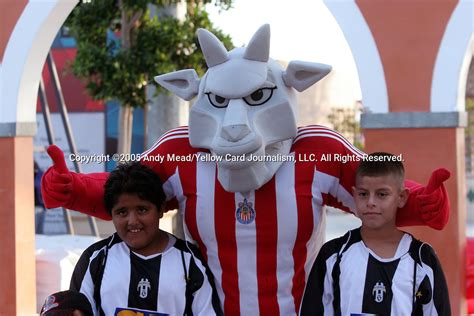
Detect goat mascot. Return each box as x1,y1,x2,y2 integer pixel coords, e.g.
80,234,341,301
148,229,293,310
42,25,450,315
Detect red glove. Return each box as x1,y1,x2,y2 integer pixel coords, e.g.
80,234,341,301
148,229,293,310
415,168,450,230
41,145,73,208
466,238,474,300
41,145,111,220
397,168,450,230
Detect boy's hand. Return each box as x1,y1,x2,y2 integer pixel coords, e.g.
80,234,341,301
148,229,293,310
41,145,73,208
416,168,450,230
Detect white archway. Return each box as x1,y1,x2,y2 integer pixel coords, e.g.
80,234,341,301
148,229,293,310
0,0,78,130
0,0,77,313
431,0,474,112
324,0,388,113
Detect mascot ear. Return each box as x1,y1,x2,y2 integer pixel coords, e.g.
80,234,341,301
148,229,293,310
282,61,332,92
154,69,200,101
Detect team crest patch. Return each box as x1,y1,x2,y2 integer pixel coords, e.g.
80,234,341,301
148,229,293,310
137,278,151,298
236,198,256,224
372,281,386,303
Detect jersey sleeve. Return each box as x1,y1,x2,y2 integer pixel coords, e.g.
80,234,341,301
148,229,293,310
185,242,223,316
42,128,191,219
296,126,364,213
70,238,111,316
417,244,451,315
140,127,196,212
189,256,219,315
322,135,363,213
300,236,343,315
297,126,448,229
70,246,99,315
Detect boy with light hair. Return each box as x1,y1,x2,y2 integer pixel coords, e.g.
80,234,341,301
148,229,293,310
301,152,451,315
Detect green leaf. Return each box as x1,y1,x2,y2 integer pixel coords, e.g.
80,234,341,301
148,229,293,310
66,0,234,108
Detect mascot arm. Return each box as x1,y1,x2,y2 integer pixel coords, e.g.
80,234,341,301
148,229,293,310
41,145,111,220
396,168,450,230
315,131,450,230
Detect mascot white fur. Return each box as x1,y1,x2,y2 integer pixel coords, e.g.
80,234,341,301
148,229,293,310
42,25,450,315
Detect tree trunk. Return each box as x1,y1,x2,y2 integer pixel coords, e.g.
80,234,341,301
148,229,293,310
146,87,188,148
116,0,135,155
117,105,133,154
145,1,187,239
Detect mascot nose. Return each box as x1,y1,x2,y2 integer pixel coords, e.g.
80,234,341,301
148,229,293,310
221,124,251,142
220,99,251,142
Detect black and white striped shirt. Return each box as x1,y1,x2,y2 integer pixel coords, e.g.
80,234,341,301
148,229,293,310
70,232,221,316
300,228,450,316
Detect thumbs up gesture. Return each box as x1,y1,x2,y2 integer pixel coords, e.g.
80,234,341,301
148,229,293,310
40,145,110,219
40,145,73,208
416,168,451,230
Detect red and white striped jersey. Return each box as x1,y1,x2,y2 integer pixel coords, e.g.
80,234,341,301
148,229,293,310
141,125,365,316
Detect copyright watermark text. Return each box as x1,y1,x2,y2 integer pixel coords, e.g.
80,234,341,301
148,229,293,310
68,153,143,164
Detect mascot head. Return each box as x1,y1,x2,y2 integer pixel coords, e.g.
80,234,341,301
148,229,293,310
155,24,331,192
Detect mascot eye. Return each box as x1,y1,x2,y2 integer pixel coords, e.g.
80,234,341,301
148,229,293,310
243,88,275,106
206,92,230,108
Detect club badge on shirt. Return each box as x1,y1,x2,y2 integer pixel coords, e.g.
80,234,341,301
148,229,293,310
137,278,151,299
236,198,256,224
372,281,386,303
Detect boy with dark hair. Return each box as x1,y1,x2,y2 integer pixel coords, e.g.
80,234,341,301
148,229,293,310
300,152,451,315
70,162,221,316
